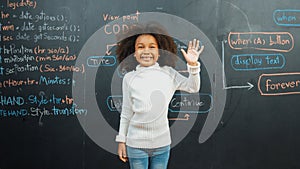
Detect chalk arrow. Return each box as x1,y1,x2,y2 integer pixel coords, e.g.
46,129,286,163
169,113,190,121
106,44,117,55
222,40,254,90
223,82,254,90
184,114,190,120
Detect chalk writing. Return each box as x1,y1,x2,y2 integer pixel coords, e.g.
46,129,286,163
47,46,69,54
273,9,300,26
0,0,83,122
33,32,80,43
0,105,87,118
102,11,139,35
0,77,37,88
87,56,116,67
0,95,24,106
37,23,69,32
35,54,76,62
18,10,66,22
0,9,81,43
0,94,75,107
15,32,30,40
32,105,87,117
258,72,300,96
102,10,140,22
30,107,51,117
103,14,120,21
116,67,128,78
1,11,10,19
3,54,35,63
6,0,37,10
228,32,294,52
1,35,14,41
4,63,38,75
1,22,15,31
19,21,34,31
0,109,28,117
39,64,85,73
0,76,73,88
231,53,285,71
52,104,87,116
106,95,122,112
14,21,79,33
28,94,74,106
104,23,136,35
107,93,212,113
39,75,71,85
33,45,77,62
1,44,33,54
169,93,211,113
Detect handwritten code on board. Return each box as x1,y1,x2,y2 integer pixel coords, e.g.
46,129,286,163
1,0,300,169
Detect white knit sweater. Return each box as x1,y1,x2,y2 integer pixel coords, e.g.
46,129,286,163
116,62,201,148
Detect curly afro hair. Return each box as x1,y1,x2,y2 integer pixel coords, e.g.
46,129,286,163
116,22,178,72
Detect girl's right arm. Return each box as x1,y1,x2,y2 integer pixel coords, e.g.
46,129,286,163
116,74,133,142
116,74,133,162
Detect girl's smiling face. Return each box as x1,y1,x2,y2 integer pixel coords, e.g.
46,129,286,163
134,34,159,67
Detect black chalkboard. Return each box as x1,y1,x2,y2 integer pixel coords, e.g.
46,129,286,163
1,0,300,169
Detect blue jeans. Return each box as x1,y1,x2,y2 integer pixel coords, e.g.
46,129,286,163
126,145,170,169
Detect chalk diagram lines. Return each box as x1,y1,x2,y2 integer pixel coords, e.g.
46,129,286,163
221,40,254,90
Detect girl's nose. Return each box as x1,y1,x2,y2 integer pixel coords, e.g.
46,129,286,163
143,47,150,53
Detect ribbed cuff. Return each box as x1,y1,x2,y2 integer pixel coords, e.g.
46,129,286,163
187,61,201,74
115,135,126,143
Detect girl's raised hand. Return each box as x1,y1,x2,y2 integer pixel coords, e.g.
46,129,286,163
181,39,204,66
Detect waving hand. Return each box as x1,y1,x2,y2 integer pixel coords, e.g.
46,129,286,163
181,39,204,66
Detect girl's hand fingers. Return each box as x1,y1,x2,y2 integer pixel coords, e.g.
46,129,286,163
120,156,128,162
118,143,128,162
198,45,204,55
180,48,188,60
196,39,200,51
188,41,192,50
181,39,204,64
119,153,128,162
192,39,196,49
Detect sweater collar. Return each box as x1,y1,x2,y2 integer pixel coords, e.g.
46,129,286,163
136,62,160,71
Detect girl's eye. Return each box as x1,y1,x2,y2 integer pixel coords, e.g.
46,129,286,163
137,46,144,49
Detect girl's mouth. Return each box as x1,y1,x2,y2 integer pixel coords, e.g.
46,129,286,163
140,55,153,61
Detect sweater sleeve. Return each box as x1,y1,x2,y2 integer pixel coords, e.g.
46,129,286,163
174,61,201,93
115,74,134,143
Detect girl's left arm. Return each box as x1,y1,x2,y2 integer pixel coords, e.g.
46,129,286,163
174,39,204,93
174,62,201,93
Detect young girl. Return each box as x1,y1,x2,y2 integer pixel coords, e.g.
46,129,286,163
115,23,204,169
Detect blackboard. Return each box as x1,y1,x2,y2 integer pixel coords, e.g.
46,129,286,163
1,0,300,169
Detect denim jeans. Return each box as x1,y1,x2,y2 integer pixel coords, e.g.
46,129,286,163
126,145,170,169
